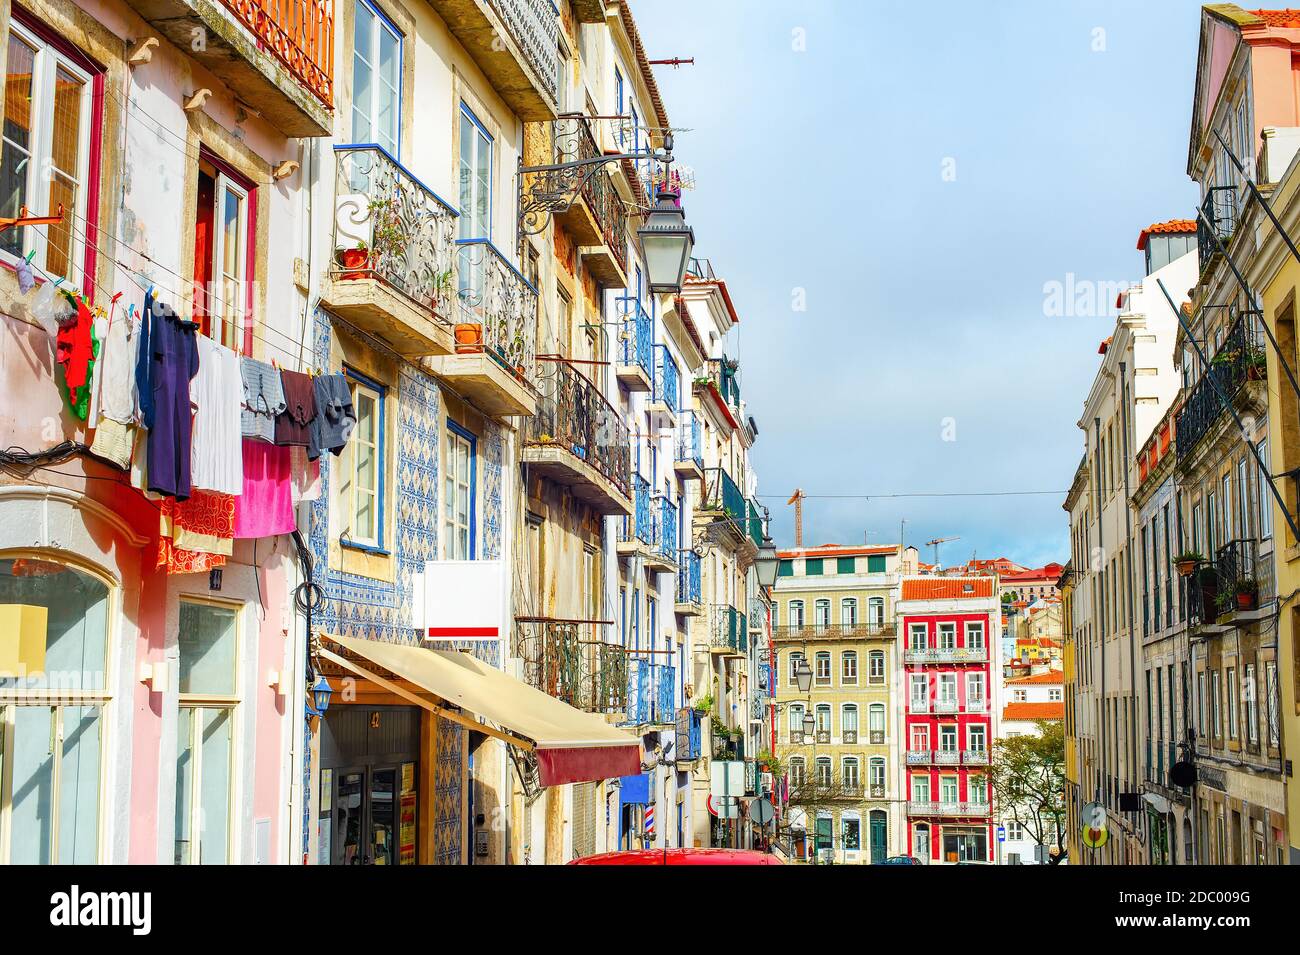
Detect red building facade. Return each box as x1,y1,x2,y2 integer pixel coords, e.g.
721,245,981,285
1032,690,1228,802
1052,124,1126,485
898,577,999,863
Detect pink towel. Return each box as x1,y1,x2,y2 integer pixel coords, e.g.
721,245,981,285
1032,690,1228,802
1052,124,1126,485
234,439,296,538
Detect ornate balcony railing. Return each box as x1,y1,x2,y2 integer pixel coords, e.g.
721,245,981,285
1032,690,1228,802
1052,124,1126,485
523,360,631,496
815,729,832,745
701,467,746,528
621,474,652,545
618,297,652,376
712,604,748,653
676,549,701,605
512,620,626,714
869,730,885,745
455,238,539,383
333,144,458,318
529,115,627,270
965,698,988,714
932,700,960,714
487,0,559,103
963,749,989,765
843,729,859,745
676,707,703,761
933,750,961,765
653,344,679,411
907,801,990,818
747,497,764,548
1175,310,1265,462
903,647,989,664
655,495,679,564
699,356,742,412
676,411,703,471
220,0,334,108
773,622,897,641
1198,185,1238,274
905,750,932,765
626,658,677,725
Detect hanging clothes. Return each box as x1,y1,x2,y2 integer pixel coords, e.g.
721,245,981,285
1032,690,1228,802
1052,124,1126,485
274,368,316,448
134,289,156,428
145,299,200,499
55,296,95,419
233,439,295,538
190,336,244,495
308,372,357,461
92,306,139,425
240,356,285,442
290,445,322,503
157,491,234,574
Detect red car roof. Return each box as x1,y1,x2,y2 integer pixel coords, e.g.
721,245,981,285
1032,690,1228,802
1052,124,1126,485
569,848,783,866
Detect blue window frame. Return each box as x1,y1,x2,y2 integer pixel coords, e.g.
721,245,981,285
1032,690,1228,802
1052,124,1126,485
341,368,387,553
351,0,402,157
615,67,625,144
444,419,478,560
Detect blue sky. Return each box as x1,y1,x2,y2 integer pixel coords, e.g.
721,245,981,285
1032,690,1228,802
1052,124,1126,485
637,0,1206,567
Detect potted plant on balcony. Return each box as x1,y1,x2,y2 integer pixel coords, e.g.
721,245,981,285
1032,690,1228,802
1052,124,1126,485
1235,577,1259,611
757,749,782,777
336,240,369,279
1173,551,1204,577
1245,347,1267,381
432,267,456,314
454,321,484,354
366,196,405,277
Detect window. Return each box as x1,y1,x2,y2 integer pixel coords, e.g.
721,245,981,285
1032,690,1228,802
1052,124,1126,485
788,703,804,733
788,757,805,788
841,598,858,627
457,103,492,300
1258,440,1273,540
443,421,477,560
868,650,885,684
968,775,988,806
1266,660,1279,748
1212,671,1222,738
967,724,986,753
351,0,401,155
842,814,861,851
338,370,385,549
788,600,805,629
868,597,885,627
1,19,95,285
814,651,831,686
842,758,860,789
0,557,110,863
1226,665,1238,739
869,758,886,792
1245,663,1258,746
837,557,856,574
965,621,985,650
813,599,831,630
841,704,859,735
192,153,252,351
788,650,805,683
1006,821,1024,842
911,774,930,803
1013,689,1027,703
937,673,957,705
841,651,858,685
866,555,886,573
805,558,824,576
777,559,793,578
1197,671,1206,736
815,704,831,733
938,623,956,650
815,757,832,787
939,724,958,753
176,600,239,864
868,703,885,741
910,674,928,711
966,672,985,706
908,623,927,651
910,724,929,751
939,776,959,804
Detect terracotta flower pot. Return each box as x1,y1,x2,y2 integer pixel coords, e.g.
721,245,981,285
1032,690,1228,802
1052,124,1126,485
454,322,484,354
337,247,370,280
1237,591,1257,611
1176,559,1197,577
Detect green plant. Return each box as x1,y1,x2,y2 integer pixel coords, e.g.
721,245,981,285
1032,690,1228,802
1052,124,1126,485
756,749,782,776
367,197,405,261
1235,577,1259,596
692,693,714,714
1173,551,1204,564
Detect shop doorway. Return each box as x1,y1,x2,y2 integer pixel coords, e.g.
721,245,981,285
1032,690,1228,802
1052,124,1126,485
330,766,400,865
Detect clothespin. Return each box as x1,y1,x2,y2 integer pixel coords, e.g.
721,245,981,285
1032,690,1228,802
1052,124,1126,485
23,249,35,264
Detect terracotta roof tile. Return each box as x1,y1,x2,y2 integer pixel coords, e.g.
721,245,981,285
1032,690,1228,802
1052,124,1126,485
1250,8,1300,28
1136,219,1197,250
900,577,995,600
1005,671,1064,685
1002,702,1065,721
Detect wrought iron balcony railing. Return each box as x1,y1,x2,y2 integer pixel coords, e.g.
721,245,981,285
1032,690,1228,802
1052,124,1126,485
1198,185,1238,273
933,749,961,765
905,750,933,765
333,144,459,318
621,474,653,545
653,344,680,412
1175,310,1265,462
907,801,991,818
455,237,539,384
487,0,559,102
618,297,653,377
626,658,677,725
676,411,703,471
699,356,741,411
529,115,627,270
676,707,703,761
523,360,631,496
773,622,898,641
903,646,989,664
701,467,746,528
962,749,989,765
677,549,701,605
1192,537,1274,624
747,497,764,548
512,620,627,714
656,495,679,565
712,604,748,653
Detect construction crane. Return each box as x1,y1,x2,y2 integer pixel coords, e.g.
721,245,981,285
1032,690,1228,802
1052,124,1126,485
926,536,960,569
787,489,805,547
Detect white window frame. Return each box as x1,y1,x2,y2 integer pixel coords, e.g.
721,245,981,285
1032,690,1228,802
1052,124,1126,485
841,650,858,686
938,622,956,650
840,597,858,627
204,165,250,352
343,376,384,548
908,623,927,651
442,424,476,560
868,650,885,684
1,20,93,286
814,651,831,686
964,621,984,650
350,0,402,155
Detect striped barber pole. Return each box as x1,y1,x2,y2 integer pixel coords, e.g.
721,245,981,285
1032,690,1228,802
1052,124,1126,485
643,804,655,837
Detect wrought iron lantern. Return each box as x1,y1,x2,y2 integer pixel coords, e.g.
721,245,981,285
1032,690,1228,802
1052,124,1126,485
638,188,695,293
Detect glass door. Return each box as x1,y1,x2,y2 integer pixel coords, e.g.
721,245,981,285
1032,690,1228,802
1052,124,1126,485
369,767,396,865
331,766,401,865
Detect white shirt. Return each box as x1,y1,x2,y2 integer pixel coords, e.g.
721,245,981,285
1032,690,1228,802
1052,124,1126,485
190,336,244,495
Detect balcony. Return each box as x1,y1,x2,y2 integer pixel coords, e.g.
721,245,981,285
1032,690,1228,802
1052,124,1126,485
815,729,832,745
694,356,743,432
903,646,988,664
526,116,629,285
675,707,703,761
325,145,458,356
789,730,805,745
1197,185,1238,275
674,411,704,481
772,622,897,642
906,750,933,765
746,497,764,549
625,658,677,726
907,801,991,818
522,360,632,515
1194,537,1274,625
425,238,539,417
932,699,960,715
649,345,680,425
965,698,988,714
427,0,558,120
512,620,627,714
1175,310,1266,464
710,604,748,655
869,784,886,799
615,298,653,392
617,481,677,571
675,550,702,615
933,750,961,765
617,474,652,552
698,468,757,555
843,730,859,745
122,0,332,136
962,749,989,766
869,730,885,745
649,496,679,572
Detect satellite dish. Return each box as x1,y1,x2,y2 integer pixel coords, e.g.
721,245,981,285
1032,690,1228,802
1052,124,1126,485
1169,760,1197,788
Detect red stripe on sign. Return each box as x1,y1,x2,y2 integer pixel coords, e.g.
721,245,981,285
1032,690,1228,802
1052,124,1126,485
426,627,499,637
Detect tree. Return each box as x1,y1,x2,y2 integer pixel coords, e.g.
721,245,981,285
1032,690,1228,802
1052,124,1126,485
990,720,1066,861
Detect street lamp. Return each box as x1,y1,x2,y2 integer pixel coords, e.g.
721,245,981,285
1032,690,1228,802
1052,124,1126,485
638,188,695,293
756,534,779,589
794,658,813,694
310,674,334,717
801,711,816,738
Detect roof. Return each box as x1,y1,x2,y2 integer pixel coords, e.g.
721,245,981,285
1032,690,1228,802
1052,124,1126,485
1006,671,1064,685
617,2,669,131
683,271,742,325
1136,219,1197,250
900,577,995,601
1002,702,1065,721
777,544,897,559
1249,8,1300,28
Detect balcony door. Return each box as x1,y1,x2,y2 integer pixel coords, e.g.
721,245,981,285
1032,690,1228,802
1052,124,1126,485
814,599,831,631
351,0,401,155
938,724,958,755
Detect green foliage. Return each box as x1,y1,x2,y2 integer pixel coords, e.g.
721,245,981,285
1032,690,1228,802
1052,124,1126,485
989,720,1066,852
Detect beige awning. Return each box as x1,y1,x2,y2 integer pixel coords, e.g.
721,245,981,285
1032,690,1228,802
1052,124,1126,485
321,634,642,786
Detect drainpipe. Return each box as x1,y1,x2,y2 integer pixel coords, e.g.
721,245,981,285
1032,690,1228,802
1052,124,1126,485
1094,416,1106,818
1119,362,1139,859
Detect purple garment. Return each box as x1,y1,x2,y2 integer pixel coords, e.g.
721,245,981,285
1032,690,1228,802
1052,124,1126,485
146,301,200,500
